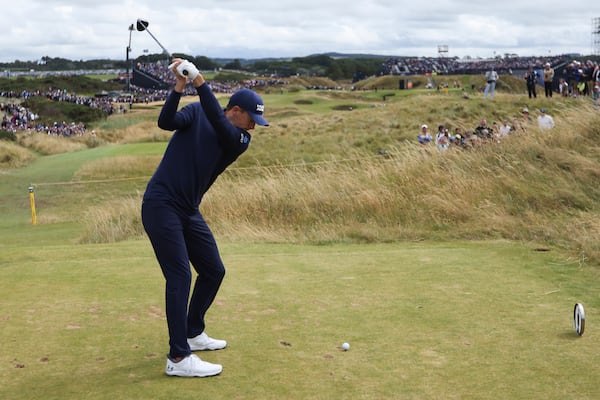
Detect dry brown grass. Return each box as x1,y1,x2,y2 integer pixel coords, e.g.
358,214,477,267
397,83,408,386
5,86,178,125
74,155,160,181
0,140,36,168
202,104,600,262
78,195,145,243
16,132,89,155
96,119,172,144
42,90,599,263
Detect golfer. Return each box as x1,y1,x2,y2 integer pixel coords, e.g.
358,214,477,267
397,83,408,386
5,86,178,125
142,58,268,377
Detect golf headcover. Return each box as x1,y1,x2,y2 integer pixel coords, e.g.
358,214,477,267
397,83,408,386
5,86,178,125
176,60,199,81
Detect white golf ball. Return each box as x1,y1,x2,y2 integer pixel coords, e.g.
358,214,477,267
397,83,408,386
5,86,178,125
342,342,350,351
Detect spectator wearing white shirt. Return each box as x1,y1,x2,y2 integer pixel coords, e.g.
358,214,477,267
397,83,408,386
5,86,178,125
537,109,555,130
483,66,498,99
435,125,450,152
498,119,512,137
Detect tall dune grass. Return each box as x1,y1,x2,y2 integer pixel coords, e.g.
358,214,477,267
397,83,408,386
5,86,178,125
16,132,88,154
75,96,600,263
83,116,597,262
204,114,600,260
0,140,36,168
74,155,160,181
79,195,144,243
95,118,172,144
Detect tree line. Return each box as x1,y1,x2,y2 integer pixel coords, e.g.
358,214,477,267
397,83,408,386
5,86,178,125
1,53,387,81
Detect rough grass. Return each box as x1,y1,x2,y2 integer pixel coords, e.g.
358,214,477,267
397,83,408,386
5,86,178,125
74,155,160,181
203,124,600,263
3,86,599,265
15,133,89,155
71,99,600,264
79,196,145,243
93,115,171,144
0,140,36,168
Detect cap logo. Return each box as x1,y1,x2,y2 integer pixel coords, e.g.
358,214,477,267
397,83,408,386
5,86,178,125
256,104,264,113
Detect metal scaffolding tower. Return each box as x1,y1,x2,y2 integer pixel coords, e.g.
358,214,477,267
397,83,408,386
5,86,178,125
438,45,448,58
593,18,600,56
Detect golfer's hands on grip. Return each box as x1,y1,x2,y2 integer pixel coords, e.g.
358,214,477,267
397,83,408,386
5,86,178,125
168,58,201,83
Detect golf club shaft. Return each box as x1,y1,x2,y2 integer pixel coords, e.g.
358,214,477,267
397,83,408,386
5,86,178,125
144,28,171,58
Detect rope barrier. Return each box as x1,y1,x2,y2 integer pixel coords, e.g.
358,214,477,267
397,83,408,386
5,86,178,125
29,154,391,187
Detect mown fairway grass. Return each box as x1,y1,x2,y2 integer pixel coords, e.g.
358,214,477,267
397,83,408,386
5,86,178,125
1,239,599,400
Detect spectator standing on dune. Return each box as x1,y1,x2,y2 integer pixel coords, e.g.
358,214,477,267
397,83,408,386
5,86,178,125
558,78,569,97
483,66,498,100
543,63,554,98
524,66,538,99
592,62,600,106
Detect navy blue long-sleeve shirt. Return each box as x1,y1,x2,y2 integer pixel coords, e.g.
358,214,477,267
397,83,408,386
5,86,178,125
143,83,251,214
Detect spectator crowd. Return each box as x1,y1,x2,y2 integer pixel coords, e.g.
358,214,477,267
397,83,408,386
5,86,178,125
0,87,118,136
379,55,571,76
1,55,598,139
417,106,557,152
132,60,291,102
1,101,88,136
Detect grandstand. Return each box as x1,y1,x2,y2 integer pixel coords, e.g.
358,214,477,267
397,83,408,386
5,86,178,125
131,61,170,90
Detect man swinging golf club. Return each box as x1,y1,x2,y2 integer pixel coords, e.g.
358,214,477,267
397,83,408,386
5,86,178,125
142,58,268,377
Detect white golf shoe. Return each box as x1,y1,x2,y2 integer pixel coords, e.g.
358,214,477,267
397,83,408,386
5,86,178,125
165,354,222,377
188,332,227,351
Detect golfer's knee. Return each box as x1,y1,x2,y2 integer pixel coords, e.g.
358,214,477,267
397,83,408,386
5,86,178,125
214,264,225,282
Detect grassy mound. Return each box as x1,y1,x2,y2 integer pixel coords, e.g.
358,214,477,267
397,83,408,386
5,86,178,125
0,139,36,168
0,75,122,96
22,96,107,125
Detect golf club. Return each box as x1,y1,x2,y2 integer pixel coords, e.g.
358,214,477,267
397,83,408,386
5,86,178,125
136,19,171,58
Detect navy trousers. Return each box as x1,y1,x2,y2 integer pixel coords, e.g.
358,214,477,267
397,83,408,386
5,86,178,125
141,200,225,358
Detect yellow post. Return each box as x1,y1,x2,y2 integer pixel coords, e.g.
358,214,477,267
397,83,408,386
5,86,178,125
29,184,37,225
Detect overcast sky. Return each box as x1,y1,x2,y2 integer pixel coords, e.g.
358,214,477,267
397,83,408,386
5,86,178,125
1,0,597,63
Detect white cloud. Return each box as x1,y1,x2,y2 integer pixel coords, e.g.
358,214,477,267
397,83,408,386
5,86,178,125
0,0,595,63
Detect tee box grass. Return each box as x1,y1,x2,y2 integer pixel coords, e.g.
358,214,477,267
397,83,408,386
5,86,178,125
1,239,599,400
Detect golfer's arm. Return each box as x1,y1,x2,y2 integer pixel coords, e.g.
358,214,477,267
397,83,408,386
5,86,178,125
192,74,206,88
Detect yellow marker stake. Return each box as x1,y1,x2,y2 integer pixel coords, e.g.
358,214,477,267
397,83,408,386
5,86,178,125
29,184,37,225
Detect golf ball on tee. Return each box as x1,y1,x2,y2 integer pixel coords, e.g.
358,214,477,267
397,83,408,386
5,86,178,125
342,342,350,351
